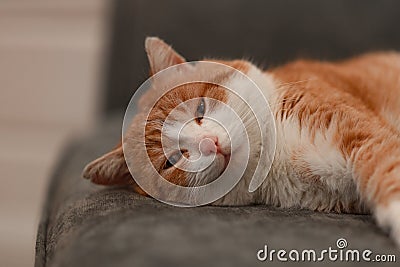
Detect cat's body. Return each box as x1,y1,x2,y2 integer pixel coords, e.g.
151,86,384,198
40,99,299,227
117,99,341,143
83,37,400,246
217,52,400,213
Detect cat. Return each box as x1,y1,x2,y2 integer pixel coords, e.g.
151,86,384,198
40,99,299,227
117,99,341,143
83,37,400,247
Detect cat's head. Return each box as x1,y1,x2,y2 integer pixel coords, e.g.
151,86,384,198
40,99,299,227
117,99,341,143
83,37,269,201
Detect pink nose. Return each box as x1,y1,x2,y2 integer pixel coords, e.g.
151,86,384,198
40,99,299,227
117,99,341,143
199,137,218,156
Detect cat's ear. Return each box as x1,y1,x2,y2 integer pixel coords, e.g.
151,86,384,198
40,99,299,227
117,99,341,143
145,37,186,75
82,144,132,186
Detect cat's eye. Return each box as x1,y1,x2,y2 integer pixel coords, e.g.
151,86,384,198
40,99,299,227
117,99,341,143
164,150,184,169
195,98,206,123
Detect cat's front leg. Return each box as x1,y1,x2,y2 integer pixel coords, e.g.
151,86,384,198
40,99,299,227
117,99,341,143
376,200,400,247
349,125,400,247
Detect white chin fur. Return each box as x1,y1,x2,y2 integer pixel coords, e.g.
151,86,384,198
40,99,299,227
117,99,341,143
376,200,400,247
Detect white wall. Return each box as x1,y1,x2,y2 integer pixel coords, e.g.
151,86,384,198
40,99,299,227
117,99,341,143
0,1,110,266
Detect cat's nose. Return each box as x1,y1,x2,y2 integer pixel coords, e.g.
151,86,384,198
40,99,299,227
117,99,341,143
199,137,218,156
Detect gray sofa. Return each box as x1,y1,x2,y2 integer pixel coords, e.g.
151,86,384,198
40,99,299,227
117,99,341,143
35,1,400,266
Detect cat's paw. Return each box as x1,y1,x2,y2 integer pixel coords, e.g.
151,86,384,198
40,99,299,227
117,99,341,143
376,200,400,247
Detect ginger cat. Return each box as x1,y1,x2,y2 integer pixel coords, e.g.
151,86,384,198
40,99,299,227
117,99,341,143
83,37,400,247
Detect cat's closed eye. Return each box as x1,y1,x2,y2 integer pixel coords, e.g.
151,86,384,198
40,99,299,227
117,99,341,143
195,98,206,124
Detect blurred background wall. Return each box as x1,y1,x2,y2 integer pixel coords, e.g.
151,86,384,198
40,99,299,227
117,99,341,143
0,1,110,266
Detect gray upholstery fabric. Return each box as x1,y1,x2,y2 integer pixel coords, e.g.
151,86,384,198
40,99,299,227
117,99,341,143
35,115,399,267
104,0,400,114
